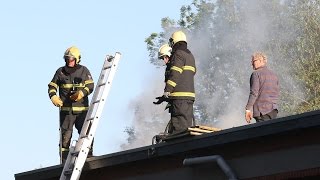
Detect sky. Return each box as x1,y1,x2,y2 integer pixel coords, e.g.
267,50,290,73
0,1,188,179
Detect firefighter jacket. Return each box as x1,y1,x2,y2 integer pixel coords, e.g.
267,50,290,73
164,42,196,101
48,65,94,114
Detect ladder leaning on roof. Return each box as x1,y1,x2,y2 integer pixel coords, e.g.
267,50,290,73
60,52,122,180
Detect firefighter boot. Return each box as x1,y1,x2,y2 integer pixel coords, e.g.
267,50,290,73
61,148,69,164
88,149,93,158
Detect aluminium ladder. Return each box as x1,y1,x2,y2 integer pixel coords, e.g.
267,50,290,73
60,52,122,180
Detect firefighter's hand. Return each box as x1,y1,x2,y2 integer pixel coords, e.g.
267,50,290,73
70,90,84,101
153,96,168,105
51,95,63,107
245,110,252,123
163,92,170,98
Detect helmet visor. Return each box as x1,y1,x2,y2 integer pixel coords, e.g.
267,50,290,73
64,55,75,61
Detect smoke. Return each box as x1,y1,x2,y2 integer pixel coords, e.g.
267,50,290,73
122,0,306,149
120,70,170,150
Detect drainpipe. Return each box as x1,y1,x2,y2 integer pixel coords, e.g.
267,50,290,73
183,155,238,180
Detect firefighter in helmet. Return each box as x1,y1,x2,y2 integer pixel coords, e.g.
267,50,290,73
154,31,196,135
158,44,172,65
48,46,94,163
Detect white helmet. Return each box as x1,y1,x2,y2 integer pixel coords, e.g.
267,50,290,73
158,44,172,59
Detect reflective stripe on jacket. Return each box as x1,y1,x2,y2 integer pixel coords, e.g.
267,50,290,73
48,65,94,113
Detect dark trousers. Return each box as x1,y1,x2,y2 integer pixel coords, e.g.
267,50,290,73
254,109,278,123
59,111,93,162
168,99,194,134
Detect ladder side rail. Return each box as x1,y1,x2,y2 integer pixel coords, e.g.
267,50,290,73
69,53,121,180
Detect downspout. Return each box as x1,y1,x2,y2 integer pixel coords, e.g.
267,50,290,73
183,155,238,180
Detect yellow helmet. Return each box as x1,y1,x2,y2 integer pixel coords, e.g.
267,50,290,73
64,46,81,64
169,30,187,47
158,44,172,59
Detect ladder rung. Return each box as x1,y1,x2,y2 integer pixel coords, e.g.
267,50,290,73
80,135,88,139
104,65,112,70
87,117,94,121
98,83,106,87
93,100,100,104
71,151,79,156
64,170,72,175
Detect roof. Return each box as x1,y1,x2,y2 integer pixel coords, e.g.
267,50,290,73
15,110,320,180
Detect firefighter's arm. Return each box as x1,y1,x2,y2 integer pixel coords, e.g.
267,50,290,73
48,70,63,107
48,81,58,98
164,53,184,93
83,68,94,97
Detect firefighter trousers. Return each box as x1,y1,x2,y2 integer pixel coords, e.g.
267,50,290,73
168,99,194,134
59,110,93,162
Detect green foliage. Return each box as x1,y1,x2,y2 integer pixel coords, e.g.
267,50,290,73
144,32,159,65
290,0,320,113
144,18,177,66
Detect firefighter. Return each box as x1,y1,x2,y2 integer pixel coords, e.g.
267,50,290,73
153,44,172,135
157,44,172,92
154,31,196,135
48,46,94,163
245,52,279,123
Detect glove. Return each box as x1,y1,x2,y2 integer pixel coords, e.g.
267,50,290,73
245,110,253,123
153,96,165,105
51,95,63,107
70,90,84,101
153,95,169,105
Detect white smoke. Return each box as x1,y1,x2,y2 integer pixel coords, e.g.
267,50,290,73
120,70,170,150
